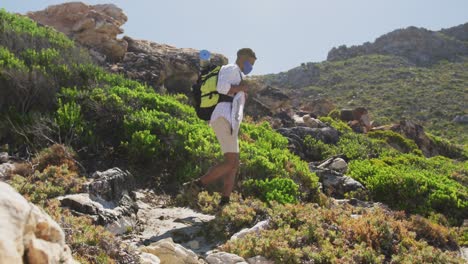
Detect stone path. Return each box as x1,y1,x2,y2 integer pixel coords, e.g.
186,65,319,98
124,190,218,256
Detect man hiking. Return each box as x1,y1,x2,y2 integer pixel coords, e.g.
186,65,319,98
183,48,257,207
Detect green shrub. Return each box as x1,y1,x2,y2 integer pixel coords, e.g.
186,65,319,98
336,132,388,160
348,154,467,224
244,177,300,204
10,164,85,205
55,99,85,145
367,130,422,155
221,202,464,263
318,116,351,133
303,135,337,161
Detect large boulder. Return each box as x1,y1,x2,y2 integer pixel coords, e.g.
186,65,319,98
139,237,201,264
111,36,228,94
0,182,77,263
27,2,128,61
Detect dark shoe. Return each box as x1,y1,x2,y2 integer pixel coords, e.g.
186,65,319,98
181,178,204,196
218,196,230,207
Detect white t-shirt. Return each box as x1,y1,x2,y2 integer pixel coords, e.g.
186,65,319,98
210,64,244,127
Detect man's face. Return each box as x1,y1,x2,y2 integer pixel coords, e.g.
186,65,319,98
248,57,256,66
240,55,256,67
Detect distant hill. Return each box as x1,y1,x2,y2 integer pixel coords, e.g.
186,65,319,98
258,23,468,144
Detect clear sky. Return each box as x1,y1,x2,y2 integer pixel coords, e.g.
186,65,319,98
2,0,468,74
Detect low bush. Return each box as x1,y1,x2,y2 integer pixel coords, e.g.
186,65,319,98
10,164,85,205
221,202,464,264
348,154,468,224
367,130,422,155
243,177,300,204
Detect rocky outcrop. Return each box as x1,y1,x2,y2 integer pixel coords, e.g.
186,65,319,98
440,23,468,42
386,120,464,158
261,62,321,89
27,2,128,61
59,168,138,234
310,157,365,198
327,24,468,66
0,182,77,263
88,167,135,201
110,36,227,94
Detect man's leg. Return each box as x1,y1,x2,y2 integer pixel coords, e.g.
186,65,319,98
222,153,239,197
199,153,236,186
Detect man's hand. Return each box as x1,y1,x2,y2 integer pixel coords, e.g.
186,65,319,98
228,81,248,95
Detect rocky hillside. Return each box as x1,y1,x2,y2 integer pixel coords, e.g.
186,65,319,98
1,3,467,263
258,23,468,145
327,24,468,65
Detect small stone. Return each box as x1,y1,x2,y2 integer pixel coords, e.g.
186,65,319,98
187,240,200,250
0,152,8,163
247,255,275,264
206,251,248,264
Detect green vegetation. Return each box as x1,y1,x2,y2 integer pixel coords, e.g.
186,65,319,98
264,54,468,145
348,154,468,224
244,177,300,204
217,197,464,264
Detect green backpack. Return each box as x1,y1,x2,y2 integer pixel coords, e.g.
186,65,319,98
192,65,233,120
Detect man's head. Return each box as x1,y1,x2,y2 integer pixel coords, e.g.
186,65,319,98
236,48,257,75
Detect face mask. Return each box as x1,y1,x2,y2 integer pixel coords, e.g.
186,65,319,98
242,60,253,75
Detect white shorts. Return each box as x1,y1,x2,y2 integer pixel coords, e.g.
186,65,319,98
210,117,239,153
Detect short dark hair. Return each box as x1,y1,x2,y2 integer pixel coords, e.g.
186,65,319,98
237,48,257,59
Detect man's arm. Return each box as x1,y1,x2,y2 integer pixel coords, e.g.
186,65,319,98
227,81,248,96
217,66,248,96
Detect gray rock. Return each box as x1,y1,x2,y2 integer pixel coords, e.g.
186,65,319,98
247,256,274,264
452,115,468,124
139,237,201,264
139,252,161,264
0,152,8,163
318,157,348,174
206,252,247,264
89,167,135,201
58,192,137,235
231,220,270,240
310,164,365,198
277,126,339,145
0,163,14,179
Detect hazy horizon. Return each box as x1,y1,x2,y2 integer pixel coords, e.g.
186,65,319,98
2,0,468,74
